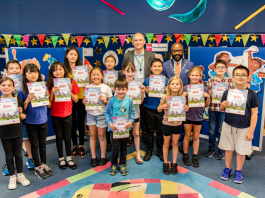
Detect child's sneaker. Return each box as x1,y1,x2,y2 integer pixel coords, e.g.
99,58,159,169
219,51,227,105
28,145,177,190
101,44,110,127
3,164,9,176
42,164,53,176
35,166,47,179
163,163,171,175
204,149,216,157
26,158,35,169
192,156,200,167
216,150,225,160
71,146,79,158
79,146,86,158
221,168,232,180
109,164,117,175
171,163,178,175
234,170,243,184
8,175,17,190
17,173,30,186
182,154,192,166
119,164,128,176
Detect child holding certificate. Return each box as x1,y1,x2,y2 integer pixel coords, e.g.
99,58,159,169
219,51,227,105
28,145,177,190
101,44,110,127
219,66,261,184
83,67,112,167
47,61,80,170
122,62,145,164
157,76,189,175
182,67,210,167
105,79,135,175
205,60,234,160
18,64,53,179
0,77,30,189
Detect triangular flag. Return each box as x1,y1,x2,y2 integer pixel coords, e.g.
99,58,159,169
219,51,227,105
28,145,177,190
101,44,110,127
261,34,265,46
119,35,127,47
145,34,154,44
174,34,182,43
241,34,250,47
21,35,30,47
62,34,70,46
76,36,84,47
156,35,164,46
103,36,110,48
184,34,192,46
200,34,209,46
3,35,11,47
228,34,236,46
214,35,222,47
50,36,59,48
90,35,98,47
37,35,46,47
13,35,22,46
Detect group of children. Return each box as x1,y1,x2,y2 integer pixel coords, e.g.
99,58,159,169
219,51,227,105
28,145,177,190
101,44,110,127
0,46,261,190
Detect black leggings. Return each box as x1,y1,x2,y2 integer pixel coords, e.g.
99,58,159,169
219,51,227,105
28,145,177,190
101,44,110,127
71,99,86,146
111,135,127,165
26,122,48,167
52,115,72,158
1,136,23,176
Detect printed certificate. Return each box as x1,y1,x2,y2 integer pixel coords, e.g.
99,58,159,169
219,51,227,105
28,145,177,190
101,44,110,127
53,78,71,102
127,82,141,104
73,66,89,87
168,96,186,121
84,87,102,110
27,82,49,107
103,71,118,91
113,116,129,139
226,89,248,115
6,74,22,97
212,83,228,104
0,97,20,125
149,75,166,98
187,84,204,107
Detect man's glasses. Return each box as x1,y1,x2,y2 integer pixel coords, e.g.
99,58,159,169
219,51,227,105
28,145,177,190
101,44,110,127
233,75,248,79
171,49,183,53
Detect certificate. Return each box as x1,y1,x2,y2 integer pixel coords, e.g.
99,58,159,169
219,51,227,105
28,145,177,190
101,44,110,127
226,89,248,115
168,96,186,121
112,116,129,139
127,82,141,104
84,87,102,110
53,78,71,102
27,82,49,107
0,97,20,125
187,84,204,107
6,74,22,97
212,83,228,104
103,71,118,91
149,75,166,98
72,66,89,87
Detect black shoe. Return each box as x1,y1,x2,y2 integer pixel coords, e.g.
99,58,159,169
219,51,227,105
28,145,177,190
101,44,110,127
79,146,86,158
91,158,98,167
35,167,47,179
178,146,184,154
24,151,28,157
192,156,200,167
59,160,67,170
182,154,192,166
106,144,112,152
98,157,107,166
71,146,79,158
171,163,178,175
127,136,133,146
158,152,164,162
143,150,152,161
169,145,172,150
163,163,171,175
67,160,77,169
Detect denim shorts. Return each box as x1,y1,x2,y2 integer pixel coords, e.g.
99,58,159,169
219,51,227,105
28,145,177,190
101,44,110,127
22,124,29,140
86,113,108,128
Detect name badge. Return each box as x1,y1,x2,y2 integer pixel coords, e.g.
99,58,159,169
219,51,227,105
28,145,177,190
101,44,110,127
138,74,144,79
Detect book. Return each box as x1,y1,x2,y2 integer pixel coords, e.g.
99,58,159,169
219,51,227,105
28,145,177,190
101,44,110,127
6,74,22,97
53,78,71,102
112,116,129,139
149,75,166,98
27,82,49,107
103,71,118,91
212,83,228,104
226,89,248,115
127,81,141,104
167,96,186,121
0,97,20,125
84,87,102,110
72,66,89,87
187,84,205,107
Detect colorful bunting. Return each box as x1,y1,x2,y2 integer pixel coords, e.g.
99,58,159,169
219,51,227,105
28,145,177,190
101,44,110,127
37,35,46,47
228,34,236,46
103,36,110,48
76,36,84,47
241,34,250,47
91,35,99,46
184,34,192,46
50,36,59,48
62,34,70,46
3,35,11,47
145,34,154,44
118,35,127,47
261,34,265,46
156,35,164,45
13,35,21,46
174,34,182,43
200,34,209,46
214,35,222,47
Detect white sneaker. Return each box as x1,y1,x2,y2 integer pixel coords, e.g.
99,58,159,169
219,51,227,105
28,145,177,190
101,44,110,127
17,173,30,186
8,176,17,190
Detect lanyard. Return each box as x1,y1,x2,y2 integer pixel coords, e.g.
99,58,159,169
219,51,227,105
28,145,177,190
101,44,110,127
135,53,144,72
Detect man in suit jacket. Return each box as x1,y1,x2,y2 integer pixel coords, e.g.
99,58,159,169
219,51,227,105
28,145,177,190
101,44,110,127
161,43,195,154
122,32,155,146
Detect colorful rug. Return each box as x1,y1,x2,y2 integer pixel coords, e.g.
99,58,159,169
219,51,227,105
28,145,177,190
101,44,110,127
21,151,255,198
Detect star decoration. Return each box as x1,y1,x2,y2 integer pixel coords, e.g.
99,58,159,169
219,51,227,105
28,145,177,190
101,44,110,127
10,38,17,45
185,49,188,54
180,35,186,43
0,37,5,45
57,38,65,46
235,35,242,42
251,34,258,42
209,44,215,47
208,35,216,42
94,47,102,55
152,35,158,42
20,39,26,47
192,35,200,42
83,38,91,45
70,36,76,43
126,36,132,44
94,60,101,67
165,35,172,43
2,47,6,53
117,47,124,55
164,52,171,60
111,36,119,44
97,37,104,45
30,37,38,46
44,37,52,45
222,34,229,42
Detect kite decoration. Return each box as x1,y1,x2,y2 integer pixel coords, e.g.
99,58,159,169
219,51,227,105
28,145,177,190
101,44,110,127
100,0,125,16
146,0,175,11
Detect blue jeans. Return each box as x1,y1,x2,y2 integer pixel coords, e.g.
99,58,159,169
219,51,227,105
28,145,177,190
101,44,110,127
208,110,225,150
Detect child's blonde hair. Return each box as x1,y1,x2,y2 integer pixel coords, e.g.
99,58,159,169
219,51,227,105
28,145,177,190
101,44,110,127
122,62,136,72
165,76,183,103
189,66,202,76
